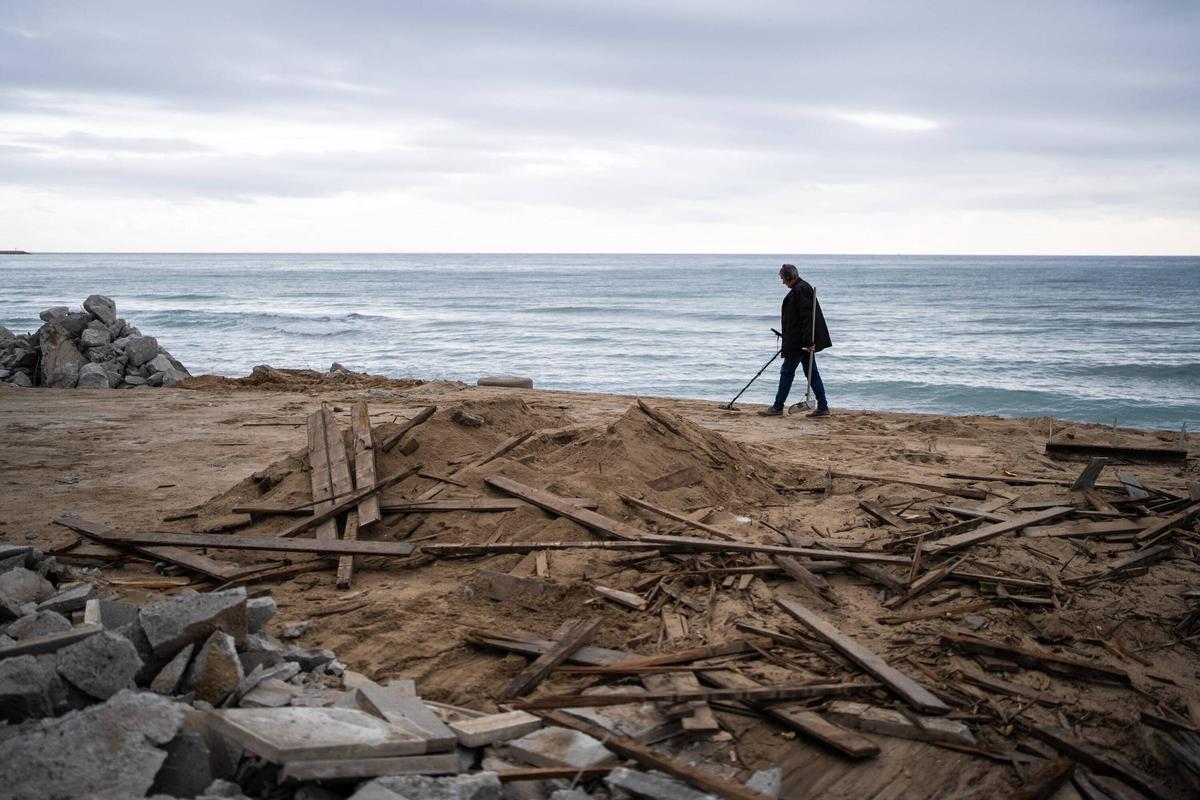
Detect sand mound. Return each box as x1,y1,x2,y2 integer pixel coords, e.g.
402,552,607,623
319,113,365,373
180,366,431,394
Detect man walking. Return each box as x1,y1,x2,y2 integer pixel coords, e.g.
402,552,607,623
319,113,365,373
759,264,831,417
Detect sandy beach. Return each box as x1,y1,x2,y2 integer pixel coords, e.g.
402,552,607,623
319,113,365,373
2,371,1196,798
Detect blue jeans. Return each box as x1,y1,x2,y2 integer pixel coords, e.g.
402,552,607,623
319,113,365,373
773,352,827,410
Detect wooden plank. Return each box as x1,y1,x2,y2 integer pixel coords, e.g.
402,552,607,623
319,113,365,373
486,476,647,541
421,536,912,565
335,511,359,590
279,752,461,781
499,618,600,699
774,555,839,604
957,667,1061,706
231,504,315,517
279,465,421,538
379,498,598,513
53,514,246,580
1070,457,1109,491
537,710,776,800
643,669,718,736
823,701,976,745
698,669,880,759
1022,724,1175,800
466,430,534,470
646,466,703,491
619,494,735,540
1117,471,1152,500
941,632,1129,684
881,556,967,609
774,596,950,715
1045,440,1187,465
351,401,381,526
600,641,753,672
592,585,646,610
933,505,1009,523
75,528,416,557
1022,518,1152,539
516,682,879,709
1134,501,1200,543
448,710,542,747
946,472,1124,489
819,468,988,500
877,600,995,625
380,405,437,452
860,500,914,531
924,507,1074,554
307,409,339,542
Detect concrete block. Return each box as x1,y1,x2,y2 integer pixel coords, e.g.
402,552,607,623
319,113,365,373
5,609,71,640
150,642,195,695
450,710,543,748
506,726,617,769
0,689,185,800
185,631,244,705
150,730,215,799
0,654,61,721
238,631,285,673
282,751,464,782
604,767,718,800
0,567,54,605
205,706,428,763
114,617,166,686
240,677,300,708
139,587,247,659
747,767,781,798
348,772,500,800
356,685,458,752
84,598,139,629
228,659,300,706
246,596,277,633
56,629,143,700
37,582,97,614
280,643,336,671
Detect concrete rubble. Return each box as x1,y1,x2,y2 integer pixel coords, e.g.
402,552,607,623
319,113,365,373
0,294,192,389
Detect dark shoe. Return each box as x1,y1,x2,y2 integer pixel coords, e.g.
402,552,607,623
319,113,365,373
807,407,830,418
757,406,784,417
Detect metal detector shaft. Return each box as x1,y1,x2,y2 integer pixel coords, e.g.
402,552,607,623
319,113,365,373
723,346,782,409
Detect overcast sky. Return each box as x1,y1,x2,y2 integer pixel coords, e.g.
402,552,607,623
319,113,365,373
2,1,1197,253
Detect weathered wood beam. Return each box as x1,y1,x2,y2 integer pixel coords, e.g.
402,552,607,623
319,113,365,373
74,528,416,557
499,618,600,700
279,465,420,539
380,405,437,452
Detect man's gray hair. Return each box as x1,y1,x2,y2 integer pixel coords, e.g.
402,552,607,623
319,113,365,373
779,264,799,281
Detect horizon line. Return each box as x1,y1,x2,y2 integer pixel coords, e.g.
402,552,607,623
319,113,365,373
5,251,1200,258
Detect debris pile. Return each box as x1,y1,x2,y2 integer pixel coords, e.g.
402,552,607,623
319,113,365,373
22,392,1200,798
0,294,191,389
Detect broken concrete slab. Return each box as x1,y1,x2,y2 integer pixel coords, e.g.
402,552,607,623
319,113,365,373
355,685,458,752
563,687,673,741
139,587,248,659
150,642,195,695
246,596,277,633
604,766,718,800
239,677,300,708
345,772,500,800
746,767,782,798
37,582,97,614
238,631,285,673
227,660,301,707
280,643,336,672
450,710,543,748
205,706,428,762
0,622,102,659
0,653,63,721
56,629,143,700
506,726,617,769
824,701,976,745
5,609,71,640
282,751,465,783
0,566,54,605
84,598,140,630
185,631,245,705
0,689,185,800
151,730,216,799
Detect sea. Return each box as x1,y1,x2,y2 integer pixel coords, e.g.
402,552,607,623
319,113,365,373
2,254,1198,432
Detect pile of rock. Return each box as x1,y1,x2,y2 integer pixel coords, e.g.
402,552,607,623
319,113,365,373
0,294,191,389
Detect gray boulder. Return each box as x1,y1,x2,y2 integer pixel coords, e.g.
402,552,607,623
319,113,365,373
0,567,55,605
39,306,69,322
246,596,277,633
147,353,174,373
139,587,247,660
60,312,92,337
124,374,147,386
151,730,216,799
57,629,143,700
38,582,97,614
76,362,112,389
124,335,160,366
0,689,185,800
184,630,243,705
146,371,165,387
162,365,187,387
0,325,13,340
0,654,64,722
80,325,112,349
83,294,118,325
6,609,72,640
9,371,32,388
150,642,195,695
39,322,87,388
107,318,129,338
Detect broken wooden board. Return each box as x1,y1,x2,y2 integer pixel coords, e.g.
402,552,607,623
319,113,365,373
642,670,719,737
487,476,648,541
1023,518,1152,539
335,511,359,590
1009,757,1075,800
307,407,353,543
465,430,535,471
877,600,995,625
279,465,421,538
823,701,975,745
775,596,950,715
957,667,1060,706
1134,500,1200,543
205,707,427,762
619,494,734,540
932,505,1009,524
1045,440,1188,465
53,514,248,581
775,555,839,604
517,682,880,709
380,405,437,452
646,466,703,491
537,709,775,800
379,497,598,513
500,618,600,699
1070,457,1109,491
860,500,915,531
1022,723,1175,800
811,468,988,500
79,528,416,557
592,585,646,611
1117,470,1153,500
351,401,381,526
448,710,542,748
0,623,102,659
941,632,1129,684
924,507,1074,554
279,752,461,781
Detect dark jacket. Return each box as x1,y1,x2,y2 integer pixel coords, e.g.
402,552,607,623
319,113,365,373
781,278,832,358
